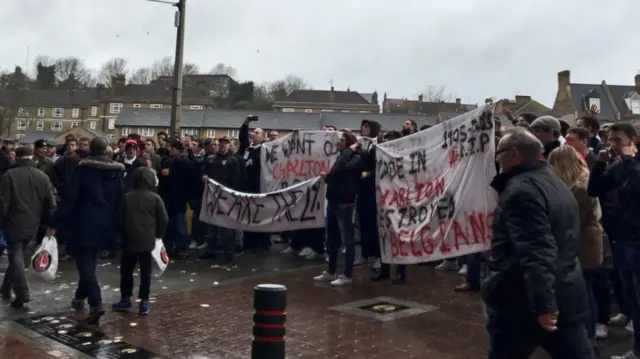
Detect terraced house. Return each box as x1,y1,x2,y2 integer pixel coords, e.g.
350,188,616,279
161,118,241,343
552,70,640,124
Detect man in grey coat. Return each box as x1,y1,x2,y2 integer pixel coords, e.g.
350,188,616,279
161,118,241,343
0,147,56,308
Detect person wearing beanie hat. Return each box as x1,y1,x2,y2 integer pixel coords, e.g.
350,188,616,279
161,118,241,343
33,139,54,180
52,136,124,325
313,131,363,287
530,115,563,159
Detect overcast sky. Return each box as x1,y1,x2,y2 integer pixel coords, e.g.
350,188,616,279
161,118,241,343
0,0,637,106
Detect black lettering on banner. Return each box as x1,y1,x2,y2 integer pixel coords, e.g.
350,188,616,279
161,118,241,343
323,139,339,157
397,204,430,228
298,182,321,221
226,192,263,225
280,178,302,190
408,149,426,174
270,182,321,223
282,133,315,159
435,193,455,220
440,108,494,159
266,144,279,164
376,157,404,180
378,208,395,256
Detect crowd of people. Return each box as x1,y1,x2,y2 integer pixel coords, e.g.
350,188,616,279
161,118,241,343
0,107,639,358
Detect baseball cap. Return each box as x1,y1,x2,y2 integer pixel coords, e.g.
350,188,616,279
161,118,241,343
218,135,230,143
530,116,561,132
45,140,56,148
125,139,139,149
34,139,47,148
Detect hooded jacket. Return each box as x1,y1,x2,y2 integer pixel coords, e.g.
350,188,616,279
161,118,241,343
120,167,169,253
55,155,125,249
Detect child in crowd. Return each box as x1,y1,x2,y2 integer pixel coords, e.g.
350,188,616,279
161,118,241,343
112,167,168,315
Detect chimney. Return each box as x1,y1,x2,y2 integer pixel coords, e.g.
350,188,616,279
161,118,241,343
558,70,571,90
329,86,335,102
371,91,378,104
111,74,126,94
485,98,493,104
635,74,640,88
418,94,423,102
455,98,461,105
515,95,531,104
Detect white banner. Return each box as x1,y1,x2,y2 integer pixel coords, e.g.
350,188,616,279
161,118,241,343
376,105,498,264
261,131,341,192
199,177,326,232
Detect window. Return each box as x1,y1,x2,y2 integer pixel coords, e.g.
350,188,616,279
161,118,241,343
121,127,131,136
632,100,640,114
17,119,27,130
52,108,64,117
18,107,29,116
110,103,123,114
91,106,98,117
90,120,97,130
71,121,79,128
321,109,335,112
133,104,141,109
108,118,116,130
51,120,63,132
227,129,239,138
190,105,203,110
37,108,45,117
304,109,313,113
205,129,216,138
281,108,295,112
72,108,80,118
15,133,25,140
36,120,44,131
139,128,155,137
588,98,600,111
181,128,198,136
150,104,163,109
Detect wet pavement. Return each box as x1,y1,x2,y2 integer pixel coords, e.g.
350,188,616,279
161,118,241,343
0,247,634,358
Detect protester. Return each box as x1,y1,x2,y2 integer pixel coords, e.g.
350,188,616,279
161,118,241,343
46,140,60,163
0,147,56,308
112,167,168,315
483,128,593,358
119,139,148,193
587,122,640,359
529,115,563,159
565,127,597,169
577,115,604,152
54,137,125,325
33,139,54,179
314,132,363,287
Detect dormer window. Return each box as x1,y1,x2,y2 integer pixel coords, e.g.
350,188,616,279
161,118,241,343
632,99,640,114
588,98,600,111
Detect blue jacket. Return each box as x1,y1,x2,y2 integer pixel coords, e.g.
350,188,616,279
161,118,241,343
55,155,125,249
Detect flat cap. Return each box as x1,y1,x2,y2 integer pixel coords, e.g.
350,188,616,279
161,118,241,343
530,116,561,132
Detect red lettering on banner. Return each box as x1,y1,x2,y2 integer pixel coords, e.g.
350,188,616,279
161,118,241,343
377,176,445,206
387,211,494,260
272,159,330,180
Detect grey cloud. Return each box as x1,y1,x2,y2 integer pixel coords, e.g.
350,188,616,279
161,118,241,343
0,0,637,107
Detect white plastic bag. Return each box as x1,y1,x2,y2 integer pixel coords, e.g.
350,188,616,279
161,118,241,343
30,236,59,281
151,238,169,277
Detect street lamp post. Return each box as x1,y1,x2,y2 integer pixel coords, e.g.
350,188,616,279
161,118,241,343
146,0,186,135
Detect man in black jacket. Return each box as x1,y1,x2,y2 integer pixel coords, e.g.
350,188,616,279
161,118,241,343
200,136,244,261
483,128,593,358
588,122,640,358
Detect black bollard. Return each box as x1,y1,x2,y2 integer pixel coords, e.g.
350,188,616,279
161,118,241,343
252,284,287,359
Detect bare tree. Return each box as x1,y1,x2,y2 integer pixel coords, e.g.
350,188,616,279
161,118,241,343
54,57,90,83
209,63,237,77
251,83,273,110
268,74,308,95
421,85,453,102
100,57,128,86
183,62,200,75
130,68,152,85
150,57,174,79
0,71,11,89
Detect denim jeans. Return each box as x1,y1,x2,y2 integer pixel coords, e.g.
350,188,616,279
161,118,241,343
486,308,595,359
166,213,189,253
582,270,597,339
73,247,102,308
327,203,355,278
616,242,640,354
205,225,235,255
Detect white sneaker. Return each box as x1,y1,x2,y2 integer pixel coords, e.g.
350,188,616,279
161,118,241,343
458,264,467,276
298,247,312,257
197,243,207,250
626,320,634,333
341,247,346,254
610,313,630,326
435,260,459,271
313,271,335,282
595,323,608,339
189,241,197,249
372,258,381,270
611,350,640,359
281,247,294,254
330,275,352,286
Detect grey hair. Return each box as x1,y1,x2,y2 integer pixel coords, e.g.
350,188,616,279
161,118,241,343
500,127,543,161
